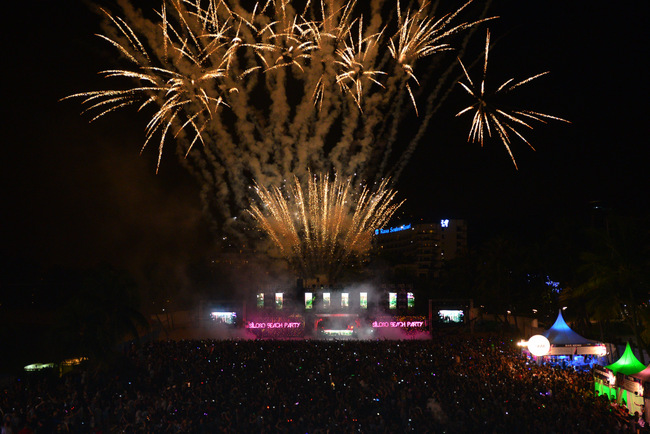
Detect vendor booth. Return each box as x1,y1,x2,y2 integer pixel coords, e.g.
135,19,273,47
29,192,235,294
594,343,646,418
520,310,607,369
632,364,650,423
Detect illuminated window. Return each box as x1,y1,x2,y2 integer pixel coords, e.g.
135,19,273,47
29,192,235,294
275,293,283,309
407,292,415,309
389,292,397,310
256,293,264,308
441,219,449,228
360,292,368,309
305,292,313,309
323,292,330,308
341,293,349,308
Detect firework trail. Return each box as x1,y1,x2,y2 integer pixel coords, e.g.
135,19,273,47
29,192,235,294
65,0,497,239
248,172,403,281
456,30,570,169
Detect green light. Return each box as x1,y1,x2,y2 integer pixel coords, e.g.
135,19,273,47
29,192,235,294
389,293,397,309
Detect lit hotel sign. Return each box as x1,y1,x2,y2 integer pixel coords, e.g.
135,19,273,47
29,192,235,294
375,224,411,235
246,321,302,329
372,321,425,328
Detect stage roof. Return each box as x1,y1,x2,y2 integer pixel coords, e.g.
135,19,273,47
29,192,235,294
606,343,646,376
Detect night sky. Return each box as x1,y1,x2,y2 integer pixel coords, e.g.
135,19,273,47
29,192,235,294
2,1,648,289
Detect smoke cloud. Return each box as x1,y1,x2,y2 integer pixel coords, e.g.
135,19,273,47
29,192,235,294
70,0,491,242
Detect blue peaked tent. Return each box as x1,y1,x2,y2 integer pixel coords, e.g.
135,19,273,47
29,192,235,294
541,310,605,355
543,310,591,345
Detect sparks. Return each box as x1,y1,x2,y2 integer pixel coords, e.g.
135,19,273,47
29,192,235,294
64,0,566,241
65,0,487,172
248,172,403,280
456,30,570,169
389,0,494,115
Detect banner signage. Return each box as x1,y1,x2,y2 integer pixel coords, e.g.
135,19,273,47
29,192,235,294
246,321,302,329
372,320,425,328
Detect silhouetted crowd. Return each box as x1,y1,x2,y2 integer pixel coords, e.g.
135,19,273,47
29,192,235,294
1,335,646,433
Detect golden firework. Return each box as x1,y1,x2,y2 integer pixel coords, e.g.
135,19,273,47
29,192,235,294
64,0,566,240
388,0,493,115
65,0,488,172
248,172,403,280
456,30,570,168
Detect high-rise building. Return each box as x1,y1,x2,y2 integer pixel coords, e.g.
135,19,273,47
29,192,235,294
372,219,467,280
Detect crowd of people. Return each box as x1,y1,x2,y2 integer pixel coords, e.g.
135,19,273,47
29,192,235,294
1,334,646,433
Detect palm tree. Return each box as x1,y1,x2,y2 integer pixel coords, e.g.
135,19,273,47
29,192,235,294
563,215,650,363
473,236,523,330
57,265,149,365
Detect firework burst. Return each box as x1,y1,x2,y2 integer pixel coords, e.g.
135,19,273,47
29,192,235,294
248,172,403,280
456,30,570,168
388,0,493,115
334,18,385,110
65,0,488,174
64,0,566,243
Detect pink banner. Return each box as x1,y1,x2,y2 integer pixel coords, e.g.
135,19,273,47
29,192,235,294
372,321,425,328
246,321,302,329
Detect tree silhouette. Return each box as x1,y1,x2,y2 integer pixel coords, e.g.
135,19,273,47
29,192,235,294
57,265,149,365
562,215,650,362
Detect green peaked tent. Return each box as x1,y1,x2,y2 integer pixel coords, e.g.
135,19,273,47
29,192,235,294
606,342,646,375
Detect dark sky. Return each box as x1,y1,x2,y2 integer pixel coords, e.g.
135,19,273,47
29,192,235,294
2,1,648,284
398,1,649,226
